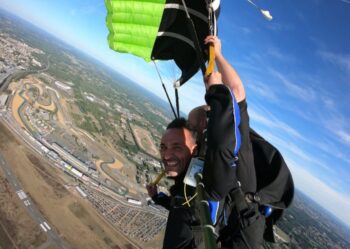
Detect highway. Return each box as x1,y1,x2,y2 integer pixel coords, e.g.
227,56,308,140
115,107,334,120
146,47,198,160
0,69,25,92
0,69,16,86
0,54,50,92
0,153,71,249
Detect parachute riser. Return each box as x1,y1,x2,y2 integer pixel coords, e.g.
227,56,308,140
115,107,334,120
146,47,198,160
175,88,180,118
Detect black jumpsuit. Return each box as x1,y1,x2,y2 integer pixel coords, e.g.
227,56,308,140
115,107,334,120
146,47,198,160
154,85,265,249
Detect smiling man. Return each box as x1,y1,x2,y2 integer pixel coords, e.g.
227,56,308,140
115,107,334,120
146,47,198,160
146,35,260,249
160,119,197,178
146,117,199,249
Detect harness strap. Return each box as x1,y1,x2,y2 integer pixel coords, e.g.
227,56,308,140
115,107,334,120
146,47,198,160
229,187,259,229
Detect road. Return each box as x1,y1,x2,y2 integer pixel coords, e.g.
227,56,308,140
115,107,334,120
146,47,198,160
0,153,72,249
0,54,50,92
0,68,16,84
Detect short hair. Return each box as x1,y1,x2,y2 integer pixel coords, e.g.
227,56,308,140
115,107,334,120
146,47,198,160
167,117,187,129
166,117,197,142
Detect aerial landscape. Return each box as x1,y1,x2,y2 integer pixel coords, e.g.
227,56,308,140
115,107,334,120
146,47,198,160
1,2,350,249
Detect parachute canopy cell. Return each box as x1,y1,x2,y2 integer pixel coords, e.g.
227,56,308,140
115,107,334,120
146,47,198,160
105,0,165,61
105,0,216,85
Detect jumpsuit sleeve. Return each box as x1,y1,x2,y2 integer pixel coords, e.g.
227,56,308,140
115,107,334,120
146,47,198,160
203,84,241,201
236,100,257,194
152,192,171,210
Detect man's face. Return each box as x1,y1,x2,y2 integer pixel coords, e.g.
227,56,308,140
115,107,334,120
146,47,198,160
160,128,197,177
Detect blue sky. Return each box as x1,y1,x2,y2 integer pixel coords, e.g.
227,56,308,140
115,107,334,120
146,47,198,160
1,0,350,226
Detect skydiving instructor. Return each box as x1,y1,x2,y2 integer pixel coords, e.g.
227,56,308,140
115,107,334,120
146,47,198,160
146,36,265,249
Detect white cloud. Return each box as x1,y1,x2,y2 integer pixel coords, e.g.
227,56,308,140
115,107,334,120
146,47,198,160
335,130,350,144
266,47,296,63
239,27,252,34
316,106,350,147
246,80,279,101
268,68,317,102
266,22,294,32
257,129,331,172
318,51,350,73
313,138,350,165
320,94,336,110
249,106,304,140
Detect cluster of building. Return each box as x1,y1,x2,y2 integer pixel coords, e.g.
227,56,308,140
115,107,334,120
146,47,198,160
24,104,53,136
114,103,144,122
83,91,110,109
0,32,44,71
20,127,98,182
54,81,73,95
80,185,167,243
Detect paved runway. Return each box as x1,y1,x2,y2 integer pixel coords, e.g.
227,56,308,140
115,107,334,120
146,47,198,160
0,153,71,249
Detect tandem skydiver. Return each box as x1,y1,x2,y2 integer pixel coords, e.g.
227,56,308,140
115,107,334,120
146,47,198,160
188,36,265,249
146,36,265,249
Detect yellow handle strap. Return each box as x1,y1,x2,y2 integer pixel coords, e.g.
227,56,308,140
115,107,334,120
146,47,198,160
205,44,215,77
182,192,198,207
152,171,166,185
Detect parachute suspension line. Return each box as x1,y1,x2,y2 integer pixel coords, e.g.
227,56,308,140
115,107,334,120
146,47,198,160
153,61,178,119
175,88,180,118
181,0,207,76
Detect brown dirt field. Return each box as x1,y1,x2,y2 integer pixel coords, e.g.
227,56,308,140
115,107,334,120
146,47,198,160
46,245,59,249
43,88,66,126
65,100,81,114
22,90,31,102
56,98,71,127
0,122,139,249
100,164,144,196
34,83,44,95
56,108,66,125
22,79,55,112
95,159,117,184
96,159,103,168
34,98,56,112
75,127,96,142
0,172,47,249
107,159,123,170
11,93,26,129
8,81,21,92
130,125,159,158
59,98,69,114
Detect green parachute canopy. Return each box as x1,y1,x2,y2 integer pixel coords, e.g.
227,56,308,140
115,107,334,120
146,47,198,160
105,0,165,61
105,0,219,86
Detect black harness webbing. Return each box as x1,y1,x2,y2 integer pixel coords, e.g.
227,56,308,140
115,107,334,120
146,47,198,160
175,88,180,118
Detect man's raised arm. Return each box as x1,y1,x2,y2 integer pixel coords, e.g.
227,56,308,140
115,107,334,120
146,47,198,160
204,36,245,102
